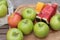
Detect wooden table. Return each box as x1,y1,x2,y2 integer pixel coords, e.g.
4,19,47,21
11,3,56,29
0,25,60,40
0,0,60,40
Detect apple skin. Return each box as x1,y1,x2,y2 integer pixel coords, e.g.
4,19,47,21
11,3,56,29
50,14,60,30
7,28,23,40
18,19,33,35
8,12,22,28
0,0,7,7
34,22,49,38
22,7,36,21
0,4,7,17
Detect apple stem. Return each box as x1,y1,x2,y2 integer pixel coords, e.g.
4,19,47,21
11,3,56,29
38,23,44,27
58,17,60,21
23,20,28,24
13,32,19,37
38,24,41,27
27,10,31,14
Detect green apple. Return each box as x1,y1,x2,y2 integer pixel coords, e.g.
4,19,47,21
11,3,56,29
34,22,49,38
18,19,33,35
0,0,6,1
22,7,36,21
50,14,60,30
0,0,7,7
0,4,7,18
7,28,23,40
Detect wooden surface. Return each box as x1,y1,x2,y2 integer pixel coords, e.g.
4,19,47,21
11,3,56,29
0,25,60,40
0,0,60,40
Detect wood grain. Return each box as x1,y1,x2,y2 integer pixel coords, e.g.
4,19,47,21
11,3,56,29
0,25,60,40
0,24,9,29
0,35,6,40
0,29,8,34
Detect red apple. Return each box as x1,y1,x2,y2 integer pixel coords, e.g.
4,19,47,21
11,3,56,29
8,12,22,28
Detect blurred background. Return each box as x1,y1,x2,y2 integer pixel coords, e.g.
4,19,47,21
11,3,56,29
10,0,60,7
10,0,60,11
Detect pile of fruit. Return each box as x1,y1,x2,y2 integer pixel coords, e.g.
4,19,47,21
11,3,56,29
7,2,60,40
0,0,7,18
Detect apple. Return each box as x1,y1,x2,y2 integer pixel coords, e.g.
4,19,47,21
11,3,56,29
7,28,23,40
21,7,36,21
34,22,49,38
8,12,22,28
0,0,7,7
50,14,60,30
18,19,33,35
0,4,7,18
